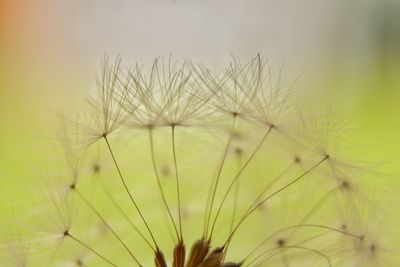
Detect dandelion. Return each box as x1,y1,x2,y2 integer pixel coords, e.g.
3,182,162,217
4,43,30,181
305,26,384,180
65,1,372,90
6,55,398,267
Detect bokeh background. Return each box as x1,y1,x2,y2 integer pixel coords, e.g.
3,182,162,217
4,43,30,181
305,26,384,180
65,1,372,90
1,0,399,265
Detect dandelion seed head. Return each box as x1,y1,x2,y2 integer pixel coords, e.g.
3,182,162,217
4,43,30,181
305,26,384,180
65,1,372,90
9,55,398,267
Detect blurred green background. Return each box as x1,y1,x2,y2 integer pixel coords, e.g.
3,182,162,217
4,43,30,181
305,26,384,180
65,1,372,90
1,0,399,265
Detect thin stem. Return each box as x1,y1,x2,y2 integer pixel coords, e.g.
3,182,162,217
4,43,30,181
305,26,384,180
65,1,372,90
224,156,329,247
229,150,242,235
246,164,293,217
148,128,180,241
280,247,289,267
285,186,340,241
244,223,359,263
246,247,280,267
209,126,273,240
171,125,183,240
245,232,328,267
222,148,243,264
98,173,154,250
66,232,119,267
247,234,331,267
205,115,237,238
224,164,292,253
277,246,332,267
75,189,142,266
103,136,159,249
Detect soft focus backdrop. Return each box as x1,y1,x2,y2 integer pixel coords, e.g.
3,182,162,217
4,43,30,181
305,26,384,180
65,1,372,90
1,0,399,263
